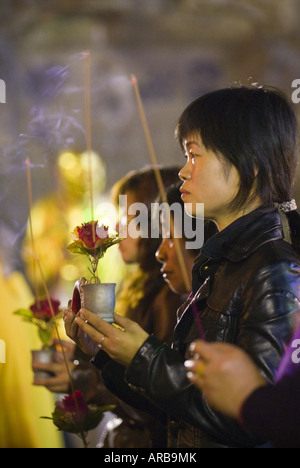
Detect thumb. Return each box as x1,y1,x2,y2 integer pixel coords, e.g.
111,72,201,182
113,313,136,331
189,340,215,361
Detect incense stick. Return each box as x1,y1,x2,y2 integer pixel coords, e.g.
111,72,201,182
35,256,85,433
131,75,190,290
35,257,75,387
83,51,96,242
131,75,168,206
25,158,81,420
130,75,205,339
25,159,40,305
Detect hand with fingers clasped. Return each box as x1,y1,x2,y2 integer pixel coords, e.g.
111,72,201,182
64,302,150,367
64,302,100,357
33,340,76,393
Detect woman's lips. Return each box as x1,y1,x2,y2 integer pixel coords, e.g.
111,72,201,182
180,187,190,198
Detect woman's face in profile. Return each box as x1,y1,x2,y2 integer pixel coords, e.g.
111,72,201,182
156,229,195,295
117,190,141,265
179,134,240,229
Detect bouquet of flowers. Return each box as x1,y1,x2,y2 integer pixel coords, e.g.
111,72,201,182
67,220,122,282
14,297,62,348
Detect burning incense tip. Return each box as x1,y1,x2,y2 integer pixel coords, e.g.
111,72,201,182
131,75,137,85
81,51,90,58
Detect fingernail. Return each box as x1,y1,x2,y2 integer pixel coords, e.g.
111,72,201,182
189,342,196,352
184,360,193,368
186,372,194,379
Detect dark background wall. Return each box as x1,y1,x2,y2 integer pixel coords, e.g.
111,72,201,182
0,0,300,272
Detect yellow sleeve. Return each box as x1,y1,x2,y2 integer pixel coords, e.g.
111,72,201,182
0,268,64,448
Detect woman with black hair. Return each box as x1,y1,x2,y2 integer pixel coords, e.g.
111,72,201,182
66,85,300,448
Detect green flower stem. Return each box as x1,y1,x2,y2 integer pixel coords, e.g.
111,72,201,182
88,254,101,283
79,432,89,449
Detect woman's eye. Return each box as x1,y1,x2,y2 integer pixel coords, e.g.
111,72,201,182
168,238,174,247
189,150,199,158
184,149,200,160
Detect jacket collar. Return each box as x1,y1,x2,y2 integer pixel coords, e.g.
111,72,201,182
191,207,283,294
193,207,284,269
199,206,283,263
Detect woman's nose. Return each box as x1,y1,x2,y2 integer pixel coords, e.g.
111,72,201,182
179,161,192,181
155,238,168,264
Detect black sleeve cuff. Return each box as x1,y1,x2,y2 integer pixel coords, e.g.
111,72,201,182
90,349,111,370
125,335,166,389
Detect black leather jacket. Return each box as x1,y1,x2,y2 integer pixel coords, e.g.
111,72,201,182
93,207,300,448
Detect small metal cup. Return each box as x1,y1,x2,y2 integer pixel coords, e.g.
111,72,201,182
72,279,116,323
81,283,116,323
32,348,55,380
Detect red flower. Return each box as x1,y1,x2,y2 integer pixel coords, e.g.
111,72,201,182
30,298,61,322
56,391,89,421
68,220,122,282
71,221,110,250
43,390,115,446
